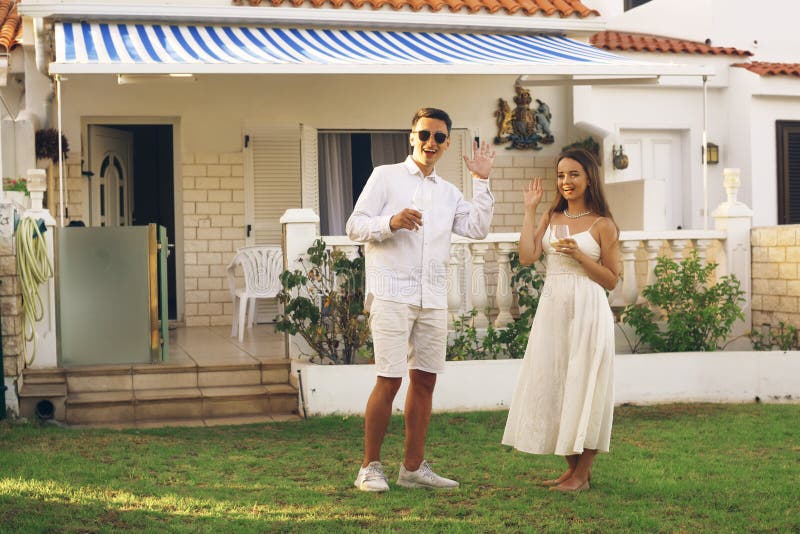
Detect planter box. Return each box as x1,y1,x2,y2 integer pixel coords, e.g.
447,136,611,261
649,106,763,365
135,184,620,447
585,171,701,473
292,351,800,416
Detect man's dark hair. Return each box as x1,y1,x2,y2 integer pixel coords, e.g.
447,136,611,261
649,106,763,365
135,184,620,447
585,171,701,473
412,108,452,133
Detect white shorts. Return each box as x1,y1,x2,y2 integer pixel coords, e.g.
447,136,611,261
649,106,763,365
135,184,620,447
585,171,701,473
369,299,448,378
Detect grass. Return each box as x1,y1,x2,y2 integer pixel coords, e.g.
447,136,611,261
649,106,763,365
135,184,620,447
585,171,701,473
0,403,798,533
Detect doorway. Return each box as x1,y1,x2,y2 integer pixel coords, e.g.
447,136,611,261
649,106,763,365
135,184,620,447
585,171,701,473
86,124,177,320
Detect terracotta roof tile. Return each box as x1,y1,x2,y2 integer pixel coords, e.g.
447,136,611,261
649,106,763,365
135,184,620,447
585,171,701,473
732,62,800,78
233,0,600,16
591,31,752,57
0,1,21,52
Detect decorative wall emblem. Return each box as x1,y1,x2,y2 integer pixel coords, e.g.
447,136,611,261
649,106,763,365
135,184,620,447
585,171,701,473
493,85,555,150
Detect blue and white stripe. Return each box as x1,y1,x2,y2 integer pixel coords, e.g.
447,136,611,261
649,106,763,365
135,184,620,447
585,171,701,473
53,21,670,75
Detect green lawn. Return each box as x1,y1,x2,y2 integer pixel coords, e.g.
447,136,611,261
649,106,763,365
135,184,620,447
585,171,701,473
1,404,798,533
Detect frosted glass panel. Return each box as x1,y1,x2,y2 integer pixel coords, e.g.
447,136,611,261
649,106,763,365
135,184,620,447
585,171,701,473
57,226,154,366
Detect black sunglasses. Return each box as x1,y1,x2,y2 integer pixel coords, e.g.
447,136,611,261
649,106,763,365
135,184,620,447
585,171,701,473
414,130,448,144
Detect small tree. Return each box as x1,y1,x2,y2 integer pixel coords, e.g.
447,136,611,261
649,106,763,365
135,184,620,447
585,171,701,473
622,250,745,353
274,239,370,364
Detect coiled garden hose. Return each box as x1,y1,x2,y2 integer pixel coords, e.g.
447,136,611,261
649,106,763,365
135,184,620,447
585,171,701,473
15,217,53,366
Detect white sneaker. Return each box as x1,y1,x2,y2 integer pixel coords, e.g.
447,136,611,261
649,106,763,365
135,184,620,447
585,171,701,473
397,460,459,489
354,461,390,492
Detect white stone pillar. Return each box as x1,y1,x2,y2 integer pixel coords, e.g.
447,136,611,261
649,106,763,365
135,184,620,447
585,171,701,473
469,243,490,329
494,242,515,328
694,239,714,267
280,208,320,359
712,168,753,335
22,169,57,368
281,209,320,272
669,239,691,262
621,240,641,306
644,239,663,288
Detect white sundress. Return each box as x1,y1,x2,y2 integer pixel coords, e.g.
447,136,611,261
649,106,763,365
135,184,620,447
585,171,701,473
501,222,615,456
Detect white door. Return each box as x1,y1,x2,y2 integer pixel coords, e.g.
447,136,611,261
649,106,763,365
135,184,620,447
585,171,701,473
619,129,685,230
88,126,133,227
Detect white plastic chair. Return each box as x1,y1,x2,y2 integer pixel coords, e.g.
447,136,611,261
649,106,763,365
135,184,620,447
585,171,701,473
227,245,284,342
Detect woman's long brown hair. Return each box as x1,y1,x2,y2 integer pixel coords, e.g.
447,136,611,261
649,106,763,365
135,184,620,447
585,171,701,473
547,147,617,230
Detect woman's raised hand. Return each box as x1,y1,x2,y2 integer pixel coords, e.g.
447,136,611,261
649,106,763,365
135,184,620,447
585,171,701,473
524,178,543,211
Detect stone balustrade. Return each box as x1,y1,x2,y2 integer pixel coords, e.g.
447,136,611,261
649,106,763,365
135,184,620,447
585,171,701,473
282,168,753,347
314,229,737,333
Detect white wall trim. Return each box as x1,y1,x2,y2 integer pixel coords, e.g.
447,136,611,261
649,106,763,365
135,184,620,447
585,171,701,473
293,352,800,416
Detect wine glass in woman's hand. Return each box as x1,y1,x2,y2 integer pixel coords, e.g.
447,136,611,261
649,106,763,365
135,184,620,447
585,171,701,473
550,224,570,253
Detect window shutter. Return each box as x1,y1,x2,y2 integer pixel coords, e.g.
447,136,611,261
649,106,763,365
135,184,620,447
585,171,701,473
245,126,303,245
300,124,320,217
244,126,303,323
777,121,800,224
787,132,800,223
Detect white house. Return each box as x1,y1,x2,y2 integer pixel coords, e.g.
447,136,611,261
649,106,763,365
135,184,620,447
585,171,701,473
1,0,710,331
5,0,800,420
590,0,800,230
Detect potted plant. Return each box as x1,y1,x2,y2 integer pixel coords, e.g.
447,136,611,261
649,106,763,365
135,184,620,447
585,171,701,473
35,129,70,163
2,177,29,208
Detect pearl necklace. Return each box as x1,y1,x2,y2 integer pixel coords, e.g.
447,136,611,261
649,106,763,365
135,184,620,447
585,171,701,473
563,209,593,219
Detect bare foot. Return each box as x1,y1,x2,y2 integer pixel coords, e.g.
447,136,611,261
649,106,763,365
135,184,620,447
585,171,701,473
541,469,573,487
542,469,591,487
550,477,590,492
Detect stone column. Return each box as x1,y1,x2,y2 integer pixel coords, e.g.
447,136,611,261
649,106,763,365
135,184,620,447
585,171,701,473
23,169,57,369
712,168,753,336
494,242,516,327
280,208,320,359
469,243,490,329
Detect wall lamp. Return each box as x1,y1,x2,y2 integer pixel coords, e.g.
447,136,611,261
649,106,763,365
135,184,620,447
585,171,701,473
612,145,629,170
703,142,719,165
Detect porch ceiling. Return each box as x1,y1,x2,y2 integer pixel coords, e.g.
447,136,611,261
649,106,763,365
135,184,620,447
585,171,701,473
49,21,712,77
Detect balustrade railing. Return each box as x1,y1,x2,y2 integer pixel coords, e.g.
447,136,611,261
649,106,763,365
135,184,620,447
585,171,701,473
317,229,732,329
283,169,752,350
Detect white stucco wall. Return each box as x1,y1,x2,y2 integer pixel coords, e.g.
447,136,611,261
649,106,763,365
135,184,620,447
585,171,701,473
749,94,800,227
573,66,730,230
53,74,575,323
58,74,570,156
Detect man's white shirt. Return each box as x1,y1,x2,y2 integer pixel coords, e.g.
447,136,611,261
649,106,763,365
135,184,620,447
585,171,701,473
346,156,494,309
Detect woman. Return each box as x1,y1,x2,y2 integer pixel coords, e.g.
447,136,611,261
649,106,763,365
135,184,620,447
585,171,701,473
502,148,619,492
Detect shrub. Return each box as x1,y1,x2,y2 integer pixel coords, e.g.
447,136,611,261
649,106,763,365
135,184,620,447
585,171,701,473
274,239,370,365
750,322,799,351
622,250,745,352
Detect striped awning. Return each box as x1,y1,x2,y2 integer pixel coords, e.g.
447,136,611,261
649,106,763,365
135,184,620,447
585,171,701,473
51,21,711,76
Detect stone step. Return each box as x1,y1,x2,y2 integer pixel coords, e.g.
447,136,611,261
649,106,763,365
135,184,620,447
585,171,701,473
59,359,292,392
74,413,303,429
21,368,66,385
64,383,298,426
19,383,68,398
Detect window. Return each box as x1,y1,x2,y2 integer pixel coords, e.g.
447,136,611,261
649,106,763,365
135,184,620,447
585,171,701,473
318,131,408,235
625,0,654,10
777,121,800,224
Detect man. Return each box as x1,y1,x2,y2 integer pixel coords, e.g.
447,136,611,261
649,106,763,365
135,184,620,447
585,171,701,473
346,108,495,491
